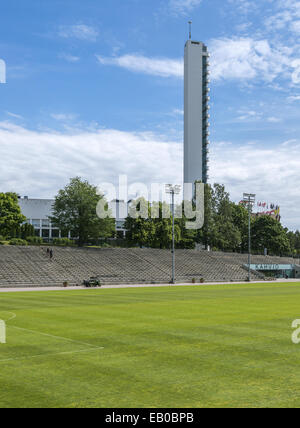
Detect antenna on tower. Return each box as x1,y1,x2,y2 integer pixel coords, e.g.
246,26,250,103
188,21,192,40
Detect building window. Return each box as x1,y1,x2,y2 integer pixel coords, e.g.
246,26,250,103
42,219,50,228
52,229,59,238
116,221,125,230
32,219,41,228
42,229,50,238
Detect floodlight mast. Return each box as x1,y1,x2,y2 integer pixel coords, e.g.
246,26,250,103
243,193,256,281
166,184,181,284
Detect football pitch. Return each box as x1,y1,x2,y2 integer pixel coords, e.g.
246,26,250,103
1,282,300,408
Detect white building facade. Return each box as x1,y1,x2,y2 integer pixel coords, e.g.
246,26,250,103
18,196,125,240
184,39,210,190
18,197,60,240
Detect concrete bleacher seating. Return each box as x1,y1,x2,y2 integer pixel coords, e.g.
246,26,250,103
0,245,296,288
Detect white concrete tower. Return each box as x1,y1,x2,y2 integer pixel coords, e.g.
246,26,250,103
184,39,210,190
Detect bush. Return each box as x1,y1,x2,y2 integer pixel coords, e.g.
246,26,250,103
9,238,28,246
53,238,74,246
26,236,43,245
20,224,35,240
0,235,7,245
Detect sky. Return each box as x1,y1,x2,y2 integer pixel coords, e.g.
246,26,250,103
1,0,300,230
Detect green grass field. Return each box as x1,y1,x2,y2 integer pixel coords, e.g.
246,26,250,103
1,283,300,408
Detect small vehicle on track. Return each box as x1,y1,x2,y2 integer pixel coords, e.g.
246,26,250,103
83,277,101,288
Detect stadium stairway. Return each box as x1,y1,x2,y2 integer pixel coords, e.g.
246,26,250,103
0,245,296,288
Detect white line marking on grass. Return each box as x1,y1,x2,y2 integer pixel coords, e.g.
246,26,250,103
0,347,104,363
0,312,16,322
10,326,102,349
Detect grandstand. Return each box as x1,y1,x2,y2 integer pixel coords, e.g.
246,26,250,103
0,245,299,288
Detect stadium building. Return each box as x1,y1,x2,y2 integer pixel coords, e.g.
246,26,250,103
18,196,127,241
184,38,210,189
18,196,61,240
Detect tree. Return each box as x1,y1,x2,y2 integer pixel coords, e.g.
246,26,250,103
124,198,156,247
287,230,300,256
195,183,214,249
209,184,241,252
152,202,181,249
50,177,115,247
0,193,26,238
125,199,181,249
251,215,291,256
231,203,249,252
176,210,196,249
20,223,35,239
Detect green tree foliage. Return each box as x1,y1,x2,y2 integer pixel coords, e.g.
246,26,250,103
176,211,196,249
251,215,291,256
125,199,181,249
208,184,241,252
125,198,156,248
153,202,181,249
231,203,249,252
0,193,26,238
196,183,214,249
287,230,300,256
124,183,296,257
20,223,35,239
50,177,115,247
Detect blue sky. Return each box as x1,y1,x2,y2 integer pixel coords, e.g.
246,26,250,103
1,0,300,229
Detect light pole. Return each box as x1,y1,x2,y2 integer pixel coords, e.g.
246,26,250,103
243,193,256,282
166,184,181,284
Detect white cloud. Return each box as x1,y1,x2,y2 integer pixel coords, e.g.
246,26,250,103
5,112,23,120
210,38,291,82
0,121,299,230
51,113,78,122
290,20,300,33
288,94,300,101
292,59,300,83
0,122,181,199
227,0,257,14
172,109,184,116
237,110,262,121
0,59,5,83
210,140,300,231
96,54,183,78
59,53,80,63
267,117,282,123
168,0,202,15
264,0,300,35
58,24,98,41
97,36,295,84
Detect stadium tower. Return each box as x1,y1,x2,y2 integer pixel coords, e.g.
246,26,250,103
184,34,210,190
